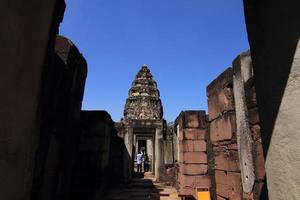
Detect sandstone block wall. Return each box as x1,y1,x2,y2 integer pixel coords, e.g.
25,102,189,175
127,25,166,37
72,111,126,200
207,68,242,200
207,52,266,200
31,35,87,200
233,52,265,199
164,124,175,165
175,111,210,199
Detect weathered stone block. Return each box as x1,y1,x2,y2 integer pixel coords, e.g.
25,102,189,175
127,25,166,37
179,152,184,163
215,170,242,199
210,112,236,144
183,152,207,164
184,128,206,140
254,141,265,180
181,164,208,175
179,140,206,152
179,174,211,189
180,141,194,152
214,150,240,172
184,111,207,128
245,83,257,108
248,107,260,125
227,172,242,200
207,68,234,120
178,187,195,196
228,143,238,150
215,170,228,198
250,124,261,141
208,88,235,121
217,195,227,200
178,129,184,141
194,140,207,152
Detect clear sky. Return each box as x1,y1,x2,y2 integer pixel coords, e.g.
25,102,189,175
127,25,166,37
60,0,249,122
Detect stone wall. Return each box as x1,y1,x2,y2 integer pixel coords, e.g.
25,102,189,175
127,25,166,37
206,51,266,200
0,1,65,200
207,68,242,200
164,124,175,165
72,111,126,200
243,1,300,199
175,111,210,199
31,35,87,200
232,51,265,199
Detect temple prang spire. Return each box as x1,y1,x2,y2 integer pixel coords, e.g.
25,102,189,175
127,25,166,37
124,65,163,121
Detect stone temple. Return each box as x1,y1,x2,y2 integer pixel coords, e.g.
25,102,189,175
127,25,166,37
124,64,163,121
122,65,166,181
2,1,300,199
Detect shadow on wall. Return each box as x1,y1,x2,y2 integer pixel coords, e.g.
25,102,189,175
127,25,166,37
243,0,300,159
70,111,131,200
243,0,300,199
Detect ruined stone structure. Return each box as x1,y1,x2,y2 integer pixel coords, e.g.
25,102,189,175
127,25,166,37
1,0,300,200
174,111,210,199
31,35,87,200
206,51,266,200
72,111,125,200
207,68,241,200
124,65,163,121
169,52,266,200
164,122,175,166
122,65,166,181
0,1,67,199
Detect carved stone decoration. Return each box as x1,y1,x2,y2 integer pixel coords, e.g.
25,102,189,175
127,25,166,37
124,65,163,121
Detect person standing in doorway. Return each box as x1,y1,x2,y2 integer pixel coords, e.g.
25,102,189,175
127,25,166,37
136,150,143,173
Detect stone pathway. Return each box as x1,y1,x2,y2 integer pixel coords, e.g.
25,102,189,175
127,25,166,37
104,173,180,200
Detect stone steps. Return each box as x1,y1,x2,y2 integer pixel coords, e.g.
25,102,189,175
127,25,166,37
103,175,180,200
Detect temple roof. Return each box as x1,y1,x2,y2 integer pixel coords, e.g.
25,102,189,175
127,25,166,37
124,65,163,120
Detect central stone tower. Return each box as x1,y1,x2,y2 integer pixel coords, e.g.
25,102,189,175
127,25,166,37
124,64,163,120
122,65,165,181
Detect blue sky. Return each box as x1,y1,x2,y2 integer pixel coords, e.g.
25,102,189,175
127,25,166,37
60,0,249,122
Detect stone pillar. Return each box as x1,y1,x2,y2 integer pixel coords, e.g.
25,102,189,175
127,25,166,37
146,139,154,172
232,52,255,193
123,127,133,181
176,111,210,199
207,68,242,200
164,140,173,165
207,57,266,199
155,127,165,181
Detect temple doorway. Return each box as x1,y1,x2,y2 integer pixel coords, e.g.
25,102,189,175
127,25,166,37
134,133,155,174
137,140,146,154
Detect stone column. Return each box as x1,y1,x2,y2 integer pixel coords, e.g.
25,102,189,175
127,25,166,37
123,126,133,182
147,139,154,172
155,127,165,181
233,52,255,193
